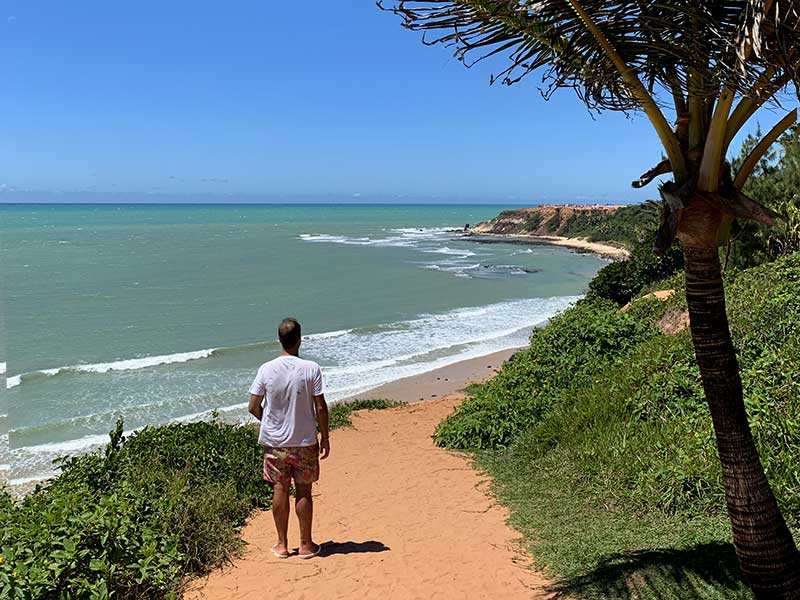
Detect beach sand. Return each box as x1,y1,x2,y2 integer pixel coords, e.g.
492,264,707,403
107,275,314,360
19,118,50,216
185,351,555,600
533,235,630,260
465,232,630,260
348,347,521,403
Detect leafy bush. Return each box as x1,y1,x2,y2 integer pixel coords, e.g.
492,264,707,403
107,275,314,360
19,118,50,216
519,253,800,518
0,419,271,599
430,251,800,599
442,251,800,522
726,127,800,269
433,300,656,449
587,233,684,305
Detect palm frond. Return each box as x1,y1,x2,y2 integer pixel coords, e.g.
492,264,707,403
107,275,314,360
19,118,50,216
379,1,800,111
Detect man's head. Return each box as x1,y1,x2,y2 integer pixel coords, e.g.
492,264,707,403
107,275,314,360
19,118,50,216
278,317,302,353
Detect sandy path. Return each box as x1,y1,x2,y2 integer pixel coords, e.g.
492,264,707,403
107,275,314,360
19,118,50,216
185,395,553,599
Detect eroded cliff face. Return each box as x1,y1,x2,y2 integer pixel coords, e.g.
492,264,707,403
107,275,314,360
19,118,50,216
470,204,622,236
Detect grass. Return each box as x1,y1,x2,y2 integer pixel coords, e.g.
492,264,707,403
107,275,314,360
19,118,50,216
328,398,404,429
478,447,750,599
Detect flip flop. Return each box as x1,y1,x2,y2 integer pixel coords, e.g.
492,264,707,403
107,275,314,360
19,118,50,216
298,543,322,559
272,544,290,559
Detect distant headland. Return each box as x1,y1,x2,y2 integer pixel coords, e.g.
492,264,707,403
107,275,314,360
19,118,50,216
461,204,633,260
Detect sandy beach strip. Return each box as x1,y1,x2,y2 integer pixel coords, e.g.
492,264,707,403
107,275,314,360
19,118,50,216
464,232,631,260
185,391,554,600
347,347,521,404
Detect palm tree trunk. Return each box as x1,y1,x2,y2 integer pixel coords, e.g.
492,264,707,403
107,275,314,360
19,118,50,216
684,246,800,598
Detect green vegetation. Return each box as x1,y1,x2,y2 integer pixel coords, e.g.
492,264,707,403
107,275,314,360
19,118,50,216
521,212,545,232
510,203,658,247
558,204,657,248
434,299,656,449
0,419,269,599
328,398,403,429
548,202,686,306
587,231,684,305
1,399,401,599
726,127,800,270
434,252,800,598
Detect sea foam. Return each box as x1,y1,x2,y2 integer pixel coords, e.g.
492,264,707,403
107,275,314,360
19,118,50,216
6,294,580,485
7,348,218,389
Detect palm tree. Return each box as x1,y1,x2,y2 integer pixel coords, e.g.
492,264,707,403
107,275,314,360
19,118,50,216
380,1,800,597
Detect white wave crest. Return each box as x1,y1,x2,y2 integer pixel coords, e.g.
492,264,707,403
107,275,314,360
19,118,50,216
63,349,216,374
8,475,50,487
299,226,454,251
299,233,418,248
7,348,218,388
7,324,365,389
423,246,476,257
303,328,352,341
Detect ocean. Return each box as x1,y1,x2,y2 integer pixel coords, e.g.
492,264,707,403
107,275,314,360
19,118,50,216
0,203,607,485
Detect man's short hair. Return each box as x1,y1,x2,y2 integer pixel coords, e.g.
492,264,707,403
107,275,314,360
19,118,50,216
278,318,302,350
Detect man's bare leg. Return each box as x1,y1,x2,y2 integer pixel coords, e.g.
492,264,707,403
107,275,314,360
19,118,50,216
295,483,319,554
271,481,290,555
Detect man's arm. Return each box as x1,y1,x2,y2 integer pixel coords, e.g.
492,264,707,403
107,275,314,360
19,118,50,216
314,394,330,459
248,394,264,421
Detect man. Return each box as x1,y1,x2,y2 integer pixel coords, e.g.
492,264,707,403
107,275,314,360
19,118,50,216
248,317,330,559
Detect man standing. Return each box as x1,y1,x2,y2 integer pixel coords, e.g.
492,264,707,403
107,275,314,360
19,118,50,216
248,317,330,559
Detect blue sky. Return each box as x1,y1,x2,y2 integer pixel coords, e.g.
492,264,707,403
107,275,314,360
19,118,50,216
0,2,775,203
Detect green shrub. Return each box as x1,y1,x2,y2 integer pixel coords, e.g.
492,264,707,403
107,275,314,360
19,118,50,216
433,300,657,449
437,251,800,598
587,234,684,305
447,250,800,522
0,419,270,599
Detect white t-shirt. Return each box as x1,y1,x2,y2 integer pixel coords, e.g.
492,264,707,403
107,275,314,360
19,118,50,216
249,355,324,448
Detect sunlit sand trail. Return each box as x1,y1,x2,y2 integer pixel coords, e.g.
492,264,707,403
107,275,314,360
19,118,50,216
186,394,554,600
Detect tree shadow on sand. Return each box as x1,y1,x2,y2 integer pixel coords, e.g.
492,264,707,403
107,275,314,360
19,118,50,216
320,540,390,557
549,542,753,599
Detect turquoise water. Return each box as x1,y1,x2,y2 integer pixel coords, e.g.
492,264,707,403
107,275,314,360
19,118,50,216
1,204,606,484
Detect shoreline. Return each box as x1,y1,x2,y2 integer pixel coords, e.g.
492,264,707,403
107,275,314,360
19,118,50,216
462,231,631,260
5,347,523,497
346,347,521,404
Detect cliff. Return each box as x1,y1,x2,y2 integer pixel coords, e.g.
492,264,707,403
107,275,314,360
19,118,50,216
470,204,625,237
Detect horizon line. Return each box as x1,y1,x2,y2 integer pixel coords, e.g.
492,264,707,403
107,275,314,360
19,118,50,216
0,200,635,207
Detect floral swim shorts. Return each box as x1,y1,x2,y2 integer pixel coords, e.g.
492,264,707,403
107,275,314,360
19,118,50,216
263,444,320,486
